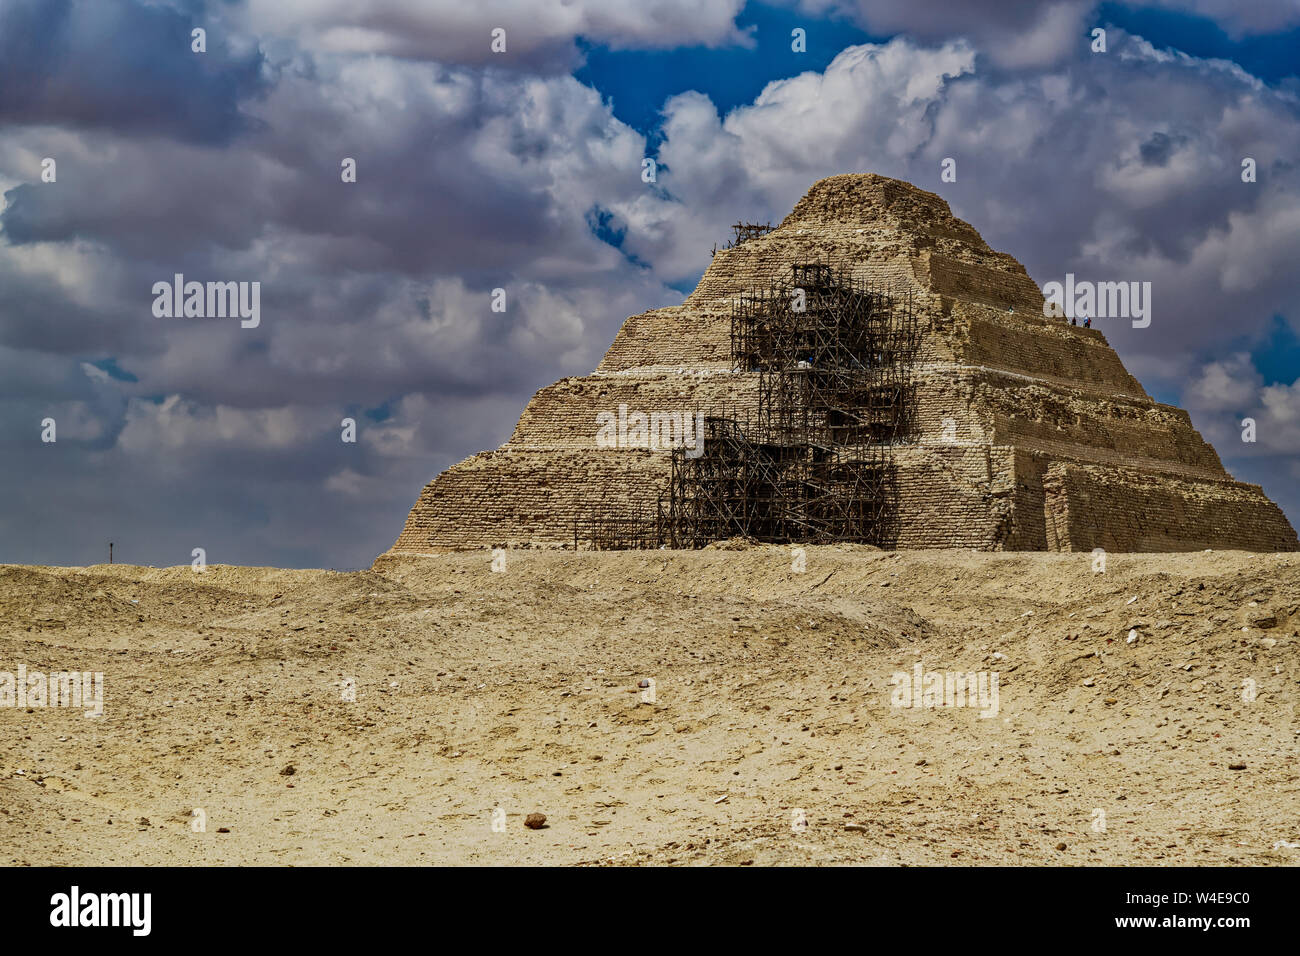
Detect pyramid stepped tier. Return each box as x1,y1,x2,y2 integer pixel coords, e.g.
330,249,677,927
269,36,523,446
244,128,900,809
382,174,1297,558
389,450,673,552
503,374,759,450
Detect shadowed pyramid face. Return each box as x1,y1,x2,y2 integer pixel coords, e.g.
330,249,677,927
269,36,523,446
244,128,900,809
382,174,1297,561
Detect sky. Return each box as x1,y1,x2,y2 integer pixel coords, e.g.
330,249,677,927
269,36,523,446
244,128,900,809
1,0,1298,569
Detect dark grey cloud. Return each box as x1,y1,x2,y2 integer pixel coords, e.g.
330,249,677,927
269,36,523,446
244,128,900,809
1139,131,1180,166
235,0,752,70
0,0,267,144
0,5,686,567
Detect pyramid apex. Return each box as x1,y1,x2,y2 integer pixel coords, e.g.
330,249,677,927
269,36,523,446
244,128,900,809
779,172,979,244
689,172,1025,307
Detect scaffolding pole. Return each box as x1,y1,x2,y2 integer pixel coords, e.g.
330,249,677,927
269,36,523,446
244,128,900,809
577,263,918,551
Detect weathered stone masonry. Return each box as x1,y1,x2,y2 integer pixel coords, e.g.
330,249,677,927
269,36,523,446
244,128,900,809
383,174,1297,557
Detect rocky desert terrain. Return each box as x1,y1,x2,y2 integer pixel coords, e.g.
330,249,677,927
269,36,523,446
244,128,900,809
1,545,1297,866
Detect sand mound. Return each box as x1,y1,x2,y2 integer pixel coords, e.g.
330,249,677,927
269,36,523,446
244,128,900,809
2,549,1297,866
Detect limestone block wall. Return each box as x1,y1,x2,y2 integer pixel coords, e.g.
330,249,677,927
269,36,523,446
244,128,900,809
951,305,1147,395
890,445,1015,549
903,369,1222,478
507,373,761,449
390,449,673,552
909,372,992,444
1042,462,1299,553
1006,450,1051,551
689,242,924,304
596,306,734,373
919,253,1044,313
972,374,1228,478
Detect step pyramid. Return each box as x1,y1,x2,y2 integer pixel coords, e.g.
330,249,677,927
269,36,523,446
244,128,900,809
382,174,1297,557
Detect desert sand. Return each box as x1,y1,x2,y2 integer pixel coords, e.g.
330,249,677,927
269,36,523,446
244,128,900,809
1,545,1296,866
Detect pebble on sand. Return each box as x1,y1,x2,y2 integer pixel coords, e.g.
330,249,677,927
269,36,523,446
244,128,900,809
525,813,547,829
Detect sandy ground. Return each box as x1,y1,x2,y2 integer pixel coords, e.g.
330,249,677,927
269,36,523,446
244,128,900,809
1,545,1297,866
